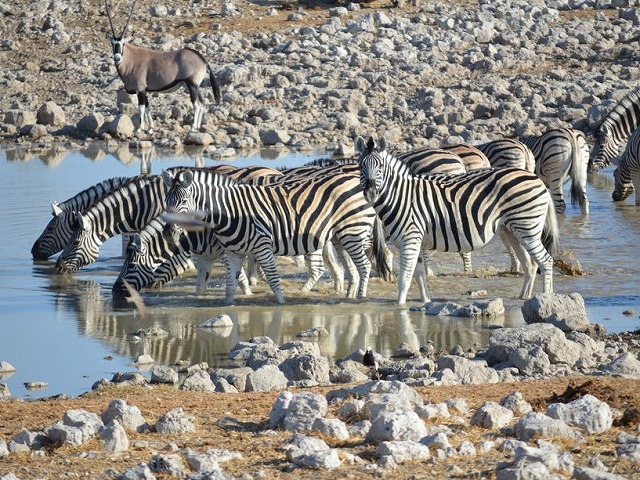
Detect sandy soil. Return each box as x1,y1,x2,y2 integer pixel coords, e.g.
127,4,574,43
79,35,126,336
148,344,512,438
1,376,640,478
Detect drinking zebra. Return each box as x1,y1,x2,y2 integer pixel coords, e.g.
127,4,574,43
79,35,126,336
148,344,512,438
476,138,536,172
590,89,640,173
356,136,558,305
522,127,590,215
612,125,640,205
162,168,381,304
55,174,169,274
31,177,129,260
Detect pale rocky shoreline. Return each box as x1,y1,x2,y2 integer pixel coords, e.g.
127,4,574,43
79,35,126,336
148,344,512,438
2,0,640,157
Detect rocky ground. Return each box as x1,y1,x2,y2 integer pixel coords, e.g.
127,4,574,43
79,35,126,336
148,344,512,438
2,0,640,156
4,0,640,478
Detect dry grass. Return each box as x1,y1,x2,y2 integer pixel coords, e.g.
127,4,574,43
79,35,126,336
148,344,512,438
2,376,640,478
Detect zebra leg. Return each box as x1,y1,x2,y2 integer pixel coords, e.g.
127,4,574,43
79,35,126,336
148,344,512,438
246,254,260,286
333,242,359,298
549,184,566,214
423,250,436,276
224,253,245,305
253,248,285,304
499,229,521,273
237,267,253,295
323,241,345,294
413,252,431,303
398,243,428,305
460,252,472,273
341,241,371,300
301,250,325,292
193,254,215,295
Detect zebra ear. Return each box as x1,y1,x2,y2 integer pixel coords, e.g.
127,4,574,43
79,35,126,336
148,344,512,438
161,170,175,187
133,233,142,250
355,136,367,153
379,136,388,152
51,202,63,217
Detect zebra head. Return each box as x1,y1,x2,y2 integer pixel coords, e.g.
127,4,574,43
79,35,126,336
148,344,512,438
163,169,197,213
612,166,634,202
55,212,100,274
112,234,153,304
356,135,390,204
589,123,615,173
31,202,69,260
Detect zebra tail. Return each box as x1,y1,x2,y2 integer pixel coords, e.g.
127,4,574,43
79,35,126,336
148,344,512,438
569,135,587,209
541,193,559,256
372,216,395,282
208,65,221,103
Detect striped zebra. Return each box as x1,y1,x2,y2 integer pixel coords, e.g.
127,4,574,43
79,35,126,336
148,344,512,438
476,138,536,172
522,127,590,215
55,174,170,274
356,136,558,305
440,144,491,171
162,168,380,304
612,125,640,205
31,177,129,260
590,89,640,173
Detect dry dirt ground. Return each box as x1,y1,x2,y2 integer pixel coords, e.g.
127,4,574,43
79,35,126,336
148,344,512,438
2,376,640,478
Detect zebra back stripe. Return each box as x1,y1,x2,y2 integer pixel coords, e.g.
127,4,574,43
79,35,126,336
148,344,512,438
476,138,536,172
613,126,640,204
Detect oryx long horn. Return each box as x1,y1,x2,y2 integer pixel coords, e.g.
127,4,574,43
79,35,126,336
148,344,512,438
104,0,116,37
121,0,137,38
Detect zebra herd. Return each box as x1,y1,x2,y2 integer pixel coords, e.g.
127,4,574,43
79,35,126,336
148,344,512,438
30,89,640,306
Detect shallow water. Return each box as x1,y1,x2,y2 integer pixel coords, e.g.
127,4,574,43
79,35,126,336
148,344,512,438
1,143,639,399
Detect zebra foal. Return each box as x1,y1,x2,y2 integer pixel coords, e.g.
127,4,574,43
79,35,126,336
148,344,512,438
613,126,640,205
356,136,558,305
162,169,378,304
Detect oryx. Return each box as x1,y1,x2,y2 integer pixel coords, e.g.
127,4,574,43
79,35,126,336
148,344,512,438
105,0,221,133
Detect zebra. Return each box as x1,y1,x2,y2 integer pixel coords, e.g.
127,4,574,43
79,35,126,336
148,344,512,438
522,127,590,215
31,176,129,260
55,174,170,274
440,144,491,171
590,89,640,173
162,168,381,304
356,135,558,305
55,165,282,275
476,138,536,172
612,125,640,205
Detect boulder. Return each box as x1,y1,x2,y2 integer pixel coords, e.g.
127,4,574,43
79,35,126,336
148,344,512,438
521,293,590,332
36,101,65,126
546,394,613,434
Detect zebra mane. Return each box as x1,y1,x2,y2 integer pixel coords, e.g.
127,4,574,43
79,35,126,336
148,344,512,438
80,174,159,218
58,176,129,212
599,88,640,134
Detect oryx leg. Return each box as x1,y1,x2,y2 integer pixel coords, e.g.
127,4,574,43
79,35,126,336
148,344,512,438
187,83,205,131
136,92,154,133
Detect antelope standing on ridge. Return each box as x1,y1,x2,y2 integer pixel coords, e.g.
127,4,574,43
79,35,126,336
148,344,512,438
105,0,221,133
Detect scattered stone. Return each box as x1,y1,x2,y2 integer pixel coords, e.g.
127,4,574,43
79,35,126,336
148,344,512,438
246,364,288,392
296,326,329,338
101,419,129,452
377,440,430,464
179,369,217,392
150,365,179,385
77,113,104,134
279,353,330,386
546,394,613,435
155,407,195,434
513,412,583,442
46,409,104,447
0,383,10,398
500,391,532,415
116,463,156,479
284,433,341,470
23,381,48,390
311,417,349,440
134,354,154,365
149,453,186,477
102,399,148,433
36,101,65,126
601,352,640,379
366,410,428,444
470,401,514,429
522,292,591,332
199,314,233,328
